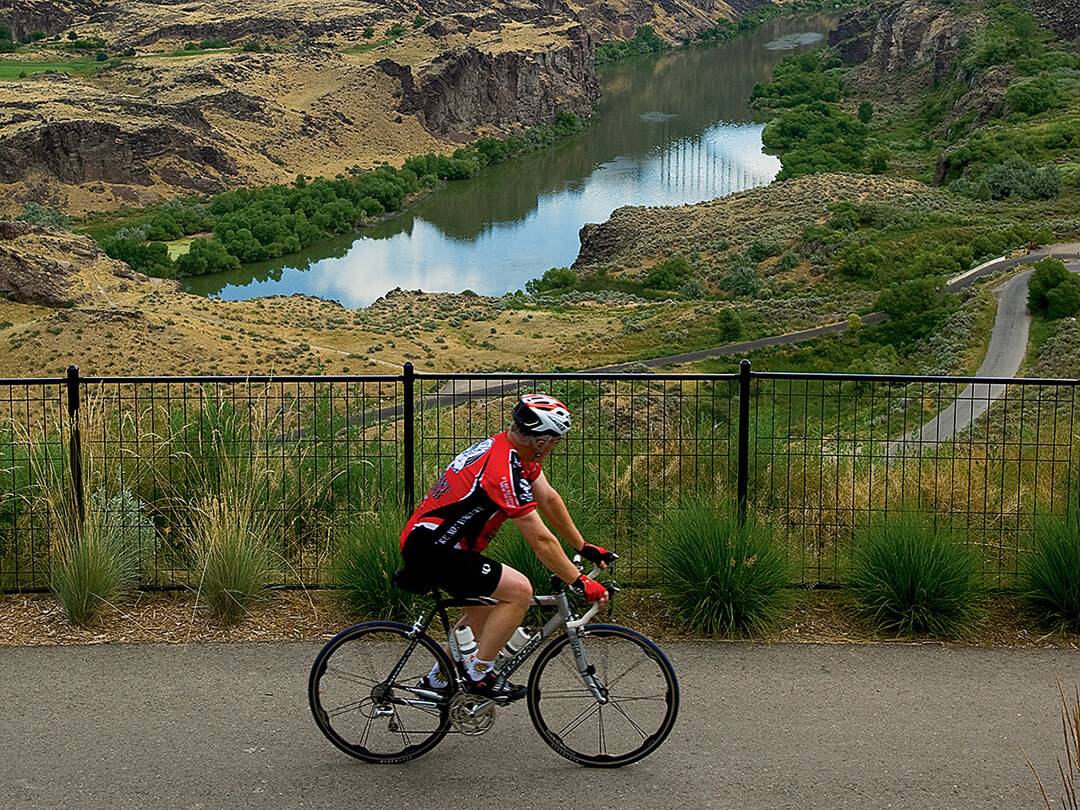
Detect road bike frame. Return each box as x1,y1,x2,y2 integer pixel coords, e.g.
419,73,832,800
391,565,611,711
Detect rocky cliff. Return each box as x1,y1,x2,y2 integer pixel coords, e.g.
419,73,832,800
828,1,984,88
383,23,599,137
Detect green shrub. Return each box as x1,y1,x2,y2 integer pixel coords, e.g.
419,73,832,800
983,158,1060,200
386,22,406,38
333,508,415,620
595,25,667,65
658,503,792,636
1020,513,1080,633
847,512,982,636
719,265,761,297
90,486,159,582
1006,76,1064,116
363,26,374,38
95,50,107,61
413,15,427,29
526,266,577,295
189,490,274,624
175,238,241,277
199,37,230,50
751,51,841,110
858,101,874,124
716,309,744,341
645,256,693,290
1028,258,1080,319
746,240,782,263
16,203,70,229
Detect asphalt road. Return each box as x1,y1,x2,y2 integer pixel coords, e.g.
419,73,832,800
2,641,1079,809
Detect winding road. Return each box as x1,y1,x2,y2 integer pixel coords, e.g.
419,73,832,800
372,244,1080,441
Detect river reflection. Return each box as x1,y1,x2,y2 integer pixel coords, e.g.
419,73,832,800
182,15,834,306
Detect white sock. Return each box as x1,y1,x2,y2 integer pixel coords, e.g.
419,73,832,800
425,662,448,688
466,653,494,682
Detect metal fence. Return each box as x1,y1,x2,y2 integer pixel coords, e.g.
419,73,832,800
0,363,1075,591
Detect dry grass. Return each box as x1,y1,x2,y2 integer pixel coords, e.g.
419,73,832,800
1027,680,1080,810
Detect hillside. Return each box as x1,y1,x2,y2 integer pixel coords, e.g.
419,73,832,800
0,0,778,215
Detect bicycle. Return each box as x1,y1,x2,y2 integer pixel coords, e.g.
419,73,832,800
308,557,679,768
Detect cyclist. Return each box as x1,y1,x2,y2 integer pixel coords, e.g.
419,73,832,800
398,393,612,702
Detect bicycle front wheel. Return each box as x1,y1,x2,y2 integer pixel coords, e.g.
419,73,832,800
308,621,453,764
527,624,679,767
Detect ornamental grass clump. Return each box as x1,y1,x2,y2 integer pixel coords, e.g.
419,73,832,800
189,489,274,624
657,503,792,636
32,438,141,626
49,493,141,627
333,507,415,621
847,511,982,636
1020,513,1080,633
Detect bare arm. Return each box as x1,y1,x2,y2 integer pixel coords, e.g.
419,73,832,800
530,472,586,552
512,510,581,585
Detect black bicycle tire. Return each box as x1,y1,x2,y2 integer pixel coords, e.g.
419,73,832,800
308,620,454,764
526,623,680,768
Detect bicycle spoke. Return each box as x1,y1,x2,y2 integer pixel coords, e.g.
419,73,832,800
326,697,373,719
529,628,678,766
324,666,380,689
393,706,413,748
309,623,451,763
358,708,376,749
559,702,601,738
609,699,650,740
598,705,607,756
603,651,652,689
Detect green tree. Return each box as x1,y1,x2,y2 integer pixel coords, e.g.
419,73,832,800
867,146,890,174
95,50,108,61
1028,258,1080,318
716,309,744,342
175,239,241,277
1046,277,1080,319
1006,76,1064,116
526,267,577,295
362,26,374,38
858,101,874,123
877,278,942,320
645,257,693,290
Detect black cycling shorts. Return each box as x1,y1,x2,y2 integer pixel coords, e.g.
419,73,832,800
401,529,503,599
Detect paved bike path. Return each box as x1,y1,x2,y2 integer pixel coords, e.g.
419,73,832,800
2,641,1078,809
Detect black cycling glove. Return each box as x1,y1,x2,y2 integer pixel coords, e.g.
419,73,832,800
579,543,616,565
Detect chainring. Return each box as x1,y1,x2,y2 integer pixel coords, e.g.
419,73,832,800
448,692,497,736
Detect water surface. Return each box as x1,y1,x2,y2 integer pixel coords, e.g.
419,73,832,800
182,16,834,306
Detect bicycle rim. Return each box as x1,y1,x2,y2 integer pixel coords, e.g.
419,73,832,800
527,624,679,768
308,621,453,764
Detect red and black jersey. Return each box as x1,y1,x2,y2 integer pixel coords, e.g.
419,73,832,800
400,432,542,554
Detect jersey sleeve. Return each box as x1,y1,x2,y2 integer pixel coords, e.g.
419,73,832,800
481,448,537,518
522,461,542,483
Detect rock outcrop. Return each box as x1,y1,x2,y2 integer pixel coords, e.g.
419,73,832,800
829,1,984,88
1028,0,1080,43
0,220,126,307
383,24,599,137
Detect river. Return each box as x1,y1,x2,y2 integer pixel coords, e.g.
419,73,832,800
181,15,834,307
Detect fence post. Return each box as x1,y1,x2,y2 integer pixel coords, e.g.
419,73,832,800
403,362,415,513
65,364,85,525
736,358,751,524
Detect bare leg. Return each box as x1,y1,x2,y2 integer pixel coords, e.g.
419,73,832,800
474,566,532,662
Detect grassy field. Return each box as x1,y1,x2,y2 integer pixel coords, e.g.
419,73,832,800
0,58,110,79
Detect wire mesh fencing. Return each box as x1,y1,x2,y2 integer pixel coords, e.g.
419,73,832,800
0,364,1075,591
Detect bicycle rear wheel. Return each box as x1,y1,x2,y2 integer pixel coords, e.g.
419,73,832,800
527,624,679,768
309,621,454,764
